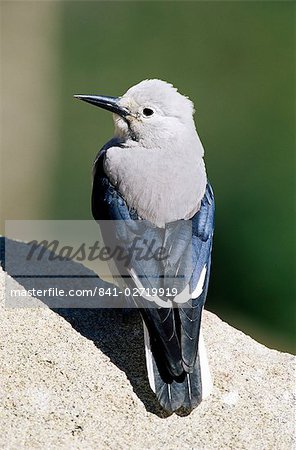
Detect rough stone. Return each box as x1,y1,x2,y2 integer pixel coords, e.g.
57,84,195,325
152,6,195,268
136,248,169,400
1,266,295,449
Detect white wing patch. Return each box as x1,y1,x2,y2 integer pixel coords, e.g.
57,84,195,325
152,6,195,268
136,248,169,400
143,322,156,393
128,268,173,308
192,264,207,299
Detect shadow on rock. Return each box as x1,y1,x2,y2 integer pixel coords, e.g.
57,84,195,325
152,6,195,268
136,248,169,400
55,307,169,418
0,237,169,417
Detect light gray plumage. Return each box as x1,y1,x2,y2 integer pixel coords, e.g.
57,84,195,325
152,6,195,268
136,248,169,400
104,80,207,228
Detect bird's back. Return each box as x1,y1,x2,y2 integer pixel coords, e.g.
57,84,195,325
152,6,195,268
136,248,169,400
92,147,215,413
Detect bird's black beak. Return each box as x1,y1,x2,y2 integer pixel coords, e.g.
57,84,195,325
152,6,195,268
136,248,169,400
74,95,129,118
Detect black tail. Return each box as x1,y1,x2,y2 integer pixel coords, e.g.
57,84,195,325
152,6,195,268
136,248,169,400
143,323,204,413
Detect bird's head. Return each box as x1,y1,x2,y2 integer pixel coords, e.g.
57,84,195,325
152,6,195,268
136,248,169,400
75,79,197,147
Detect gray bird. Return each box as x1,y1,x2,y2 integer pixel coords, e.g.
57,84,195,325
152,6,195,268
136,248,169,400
75,79,215,413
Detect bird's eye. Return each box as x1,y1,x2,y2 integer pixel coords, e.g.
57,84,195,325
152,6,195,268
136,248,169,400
142,108,154,117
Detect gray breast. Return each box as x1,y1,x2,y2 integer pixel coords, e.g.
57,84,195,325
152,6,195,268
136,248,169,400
104,144,207,228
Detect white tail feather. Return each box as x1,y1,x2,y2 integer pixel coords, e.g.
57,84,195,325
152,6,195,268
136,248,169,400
199,328,213,399
143,322,156,393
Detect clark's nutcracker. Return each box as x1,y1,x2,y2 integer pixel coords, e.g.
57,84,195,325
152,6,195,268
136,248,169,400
75,79,215,413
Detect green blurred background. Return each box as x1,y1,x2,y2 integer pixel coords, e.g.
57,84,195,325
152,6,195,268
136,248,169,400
1,1,295,352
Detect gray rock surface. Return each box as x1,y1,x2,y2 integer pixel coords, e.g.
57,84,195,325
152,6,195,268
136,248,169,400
1,265,295,449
